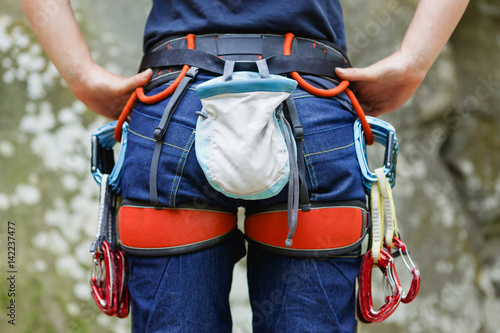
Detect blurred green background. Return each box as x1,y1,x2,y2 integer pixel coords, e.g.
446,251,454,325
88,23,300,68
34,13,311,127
1,0,499,332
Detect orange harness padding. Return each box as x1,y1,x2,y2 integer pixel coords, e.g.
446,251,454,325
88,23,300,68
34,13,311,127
118,203,237,256
245,203,368,257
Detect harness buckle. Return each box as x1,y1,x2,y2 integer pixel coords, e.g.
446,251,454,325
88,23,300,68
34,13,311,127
185,66,199,78
293,125,304,140
153,127,164,141
354,116,399,192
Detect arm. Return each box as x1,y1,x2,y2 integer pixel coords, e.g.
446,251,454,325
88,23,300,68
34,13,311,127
336,0,469,116
20,0,151,119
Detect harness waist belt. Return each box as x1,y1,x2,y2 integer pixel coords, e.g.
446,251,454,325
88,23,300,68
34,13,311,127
140,34,351,91
245,201,369,257
118,201,237,256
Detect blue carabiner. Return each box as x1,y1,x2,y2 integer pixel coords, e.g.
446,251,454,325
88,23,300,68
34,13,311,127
354,116,398,192
91,121,128,193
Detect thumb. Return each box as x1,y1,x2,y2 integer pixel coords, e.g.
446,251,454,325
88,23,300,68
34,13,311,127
335,66,381,83
120,68,153,92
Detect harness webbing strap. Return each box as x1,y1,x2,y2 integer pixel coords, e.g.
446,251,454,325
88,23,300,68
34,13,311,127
370,167,400,263
375,168,399,247
118,204,237,256
279,111,299,247
139,49,347,78
149,67,199,207
245,202,368,257
284,96,311,212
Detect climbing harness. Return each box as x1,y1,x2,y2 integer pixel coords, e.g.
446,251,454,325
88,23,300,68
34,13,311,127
89,123,130,318
113,33,374,253
89,31,422,322
354,118,421,323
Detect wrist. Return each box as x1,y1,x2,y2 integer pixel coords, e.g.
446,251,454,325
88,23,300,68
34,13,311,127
395,47,428,84
66,58,100,96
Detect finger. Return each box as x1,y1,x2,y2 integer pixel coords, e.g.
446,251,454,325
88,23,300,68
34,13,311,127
335,66,381,83
120,68,153,93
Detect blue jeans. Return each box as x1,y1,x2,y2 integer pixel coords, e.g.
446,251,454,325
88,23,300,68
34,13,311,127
122,73,365,332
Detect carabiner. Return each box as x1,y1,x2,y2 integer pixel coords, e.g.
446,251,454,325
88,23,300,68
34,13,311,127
91,121,129,194
354,116,398,193
390,237,421,304
90,240,118,315
114,249,130,318
357,248,402,323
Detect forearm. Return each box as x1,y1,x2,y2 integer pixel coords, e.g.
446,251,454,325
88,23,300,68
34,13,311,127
401,0,469,76
20,0,93,89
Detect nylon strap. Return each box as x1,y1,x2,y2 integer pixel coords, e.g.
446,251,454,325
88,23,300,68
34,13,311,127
375,168,399,247
284,96,311,211
370,177,383,263
139,49,345,78
149,67,199,207
279,111,299,247
370,167,399,263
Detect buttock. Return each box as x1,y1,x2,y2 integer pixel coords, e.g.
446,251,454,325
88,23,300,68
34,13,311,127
121,73,365,210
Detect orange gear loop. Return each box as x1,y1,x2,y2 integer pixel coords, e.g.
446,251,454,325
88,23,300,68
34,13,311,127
283,33,374,145
115,34,196,142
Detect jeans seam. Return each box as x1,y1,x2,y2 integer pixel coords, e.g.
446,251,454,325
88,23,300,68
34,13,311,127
311,260,341,329
303,142,354,157
129,128,191,152
169,130,196,207
145,259,172,332
302,140,319,191
273,259,292,332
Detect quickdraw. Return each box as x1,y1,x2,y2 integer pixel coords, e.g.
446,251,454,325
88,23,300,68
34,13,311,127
90,124,130,318
355,118,421,323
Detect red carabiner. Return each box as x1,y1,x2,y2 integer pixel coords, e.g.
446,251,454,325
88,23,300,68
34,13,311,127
90,241,118,316
391,237,421,304
114,249,130,318
357,248,402,323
